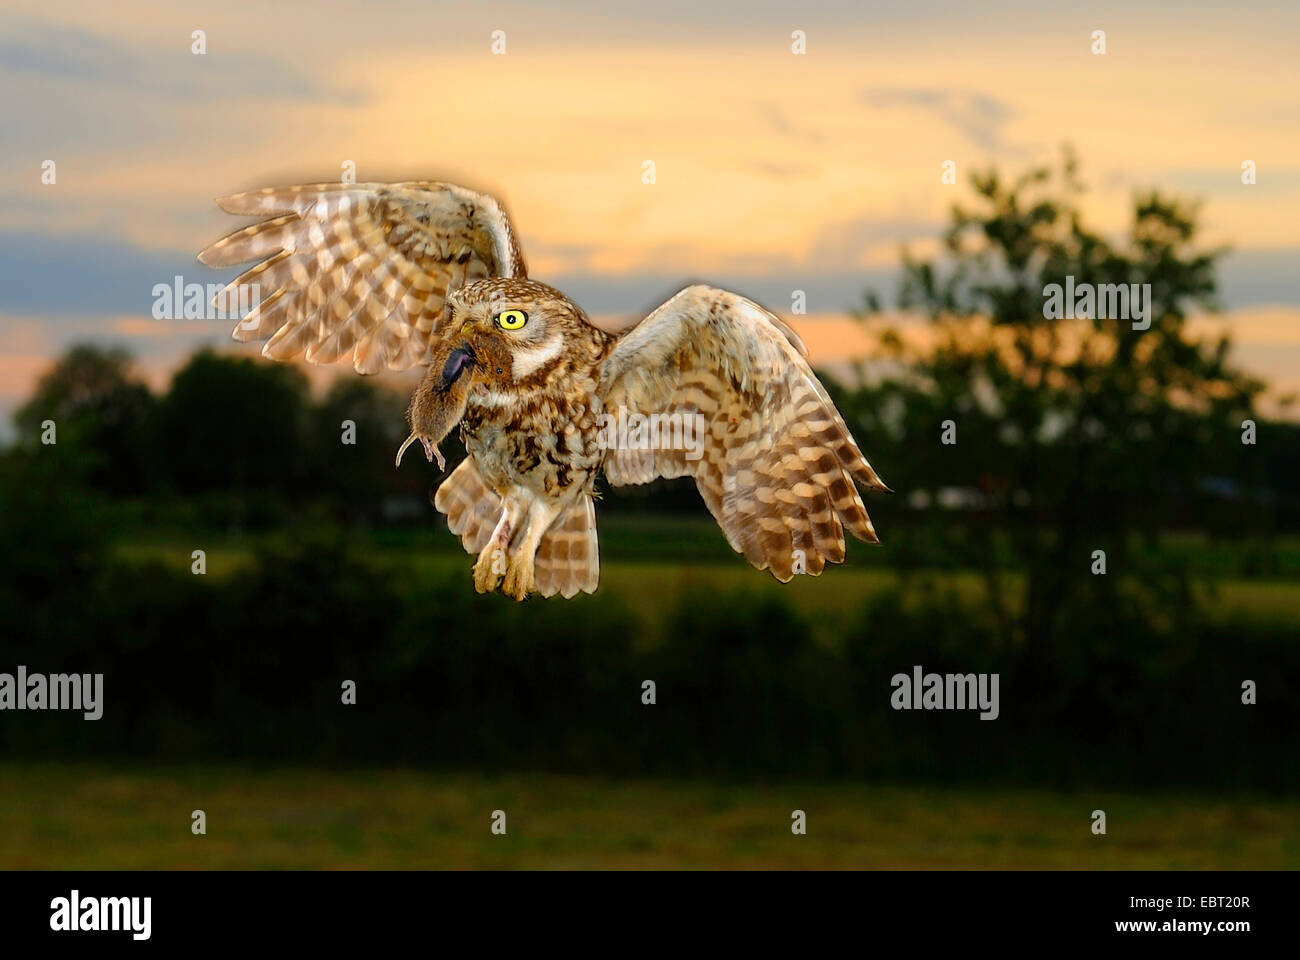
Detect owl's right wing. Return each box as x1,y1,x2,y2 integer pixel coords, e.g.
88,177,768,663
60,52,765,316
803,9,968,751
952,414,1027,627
598,284,889,581
198,181,526,374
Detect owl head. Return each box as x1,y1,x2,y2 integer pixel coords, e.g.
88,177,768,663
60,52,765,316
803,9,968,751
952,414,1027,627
444,278,594,389
398,278,598,468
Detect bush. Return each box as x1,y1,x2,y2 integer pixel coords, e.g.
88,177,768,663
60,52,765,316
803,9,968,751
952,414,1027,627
1,486,1295,790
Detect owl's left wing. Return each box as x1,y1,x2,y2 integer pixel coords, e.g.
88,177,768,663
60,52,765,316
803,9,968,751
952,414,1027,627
198,181,525,374
598,284,889,581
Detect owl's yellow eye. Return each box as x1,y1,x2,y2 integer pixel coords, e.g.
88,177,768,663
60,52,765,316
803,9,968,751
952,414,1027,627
495,309,528,330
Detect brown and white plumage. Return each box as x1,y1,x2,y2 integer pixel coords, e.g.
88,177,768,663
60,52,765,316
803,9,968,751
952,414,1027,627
600,285,888,582
200,180,888,599
198,181,524,374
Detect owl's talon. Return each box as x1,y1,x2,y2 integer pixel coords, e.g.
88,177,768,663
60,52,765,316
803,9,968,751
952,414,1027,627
473,549,503,593
501,555,534,601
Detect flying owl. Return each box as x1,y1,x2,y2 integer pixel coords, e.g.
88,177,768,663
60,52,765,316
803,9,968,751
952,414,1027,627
199,180,889,600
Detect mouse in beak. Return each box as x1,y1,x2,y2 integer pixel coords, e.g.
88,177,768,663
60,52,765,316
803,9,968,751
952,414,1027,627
396,322,480,471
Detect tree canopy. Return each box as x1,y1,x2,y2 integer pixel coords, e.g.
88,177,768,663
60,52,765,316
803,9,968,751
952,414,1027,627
844,150,1271,647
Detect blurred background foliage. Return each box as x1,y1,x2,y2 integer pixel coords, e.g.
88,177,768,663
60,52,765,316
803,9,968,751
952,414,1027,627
1,155,1297,792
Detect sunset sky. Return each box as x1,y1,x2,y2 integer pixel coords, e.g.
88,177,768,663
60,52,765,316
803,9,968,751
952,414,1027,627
2,0,1298,429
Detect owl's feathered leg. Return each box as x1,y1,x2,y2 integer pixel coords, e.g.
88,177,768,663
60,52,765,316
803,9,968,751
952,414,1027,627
473,501,523,595
473,495,563,601
500,500,563,601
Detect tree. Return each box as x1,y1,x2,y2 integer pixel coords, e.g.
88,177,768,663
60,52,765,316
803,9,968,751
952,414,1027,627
846,150,1265,648
13,344,156,494
153,349,310,516
309,376,422,522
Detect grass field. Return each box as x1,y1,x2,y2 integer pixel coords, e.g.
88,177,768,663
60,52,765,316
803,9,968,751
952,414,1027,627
1,765,1296,869
114,520,1300,637
79,521,1300,870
